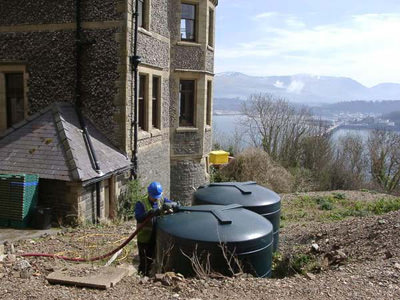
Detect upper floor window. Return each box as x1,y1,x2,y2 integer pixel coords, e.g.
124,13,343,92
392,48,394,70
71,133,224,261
179,80,195,127
208,8,214,47
181,3,196,42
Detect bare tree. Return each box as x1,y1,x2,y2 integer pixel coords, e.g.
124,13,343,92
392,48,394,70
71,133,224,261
241,93,313,167
212,126,246,156
368,130,400,193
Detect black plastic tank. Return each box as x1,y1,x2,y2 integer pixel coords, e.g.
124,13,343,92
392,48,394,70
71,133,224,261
193,182,281,252
156,204,273,278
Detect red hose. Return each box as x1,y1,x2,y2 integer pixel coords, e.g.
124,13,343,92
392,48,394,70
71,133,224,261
20,214,153,262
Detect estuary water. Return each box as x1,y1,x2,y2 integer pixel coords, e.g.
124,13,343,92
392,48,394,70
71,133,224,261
212,114,380,144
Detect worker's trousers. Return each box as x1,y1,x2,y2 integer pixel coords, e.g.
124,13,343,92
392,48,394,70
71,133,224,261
137,241,155,276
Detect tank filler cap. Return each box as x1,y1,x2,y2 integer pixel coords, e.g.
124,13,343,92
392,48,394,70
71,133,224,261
209,182,257,194
178,204,242,225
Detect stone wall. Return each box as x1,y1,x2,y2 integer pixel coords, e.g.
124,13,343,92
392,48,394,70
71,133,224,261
137,33,170,69
167,0,217,204
1,0,217,216
0,0,122,26
150,0,170,38
0,1,124,148
204,129,212,154
172,46,205,70
206,49,214,73
170,159,207,205
80,184,98,222
138,138,171,197
173,132,202,155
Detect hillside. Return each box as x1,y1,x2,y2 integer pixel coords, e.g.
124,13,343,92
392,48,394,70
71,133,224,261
215,72,400,104
1,191,399,299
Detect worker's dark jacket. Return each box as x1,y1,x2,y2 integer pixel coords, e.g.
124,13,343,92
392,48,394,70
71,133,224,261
135,197,171,243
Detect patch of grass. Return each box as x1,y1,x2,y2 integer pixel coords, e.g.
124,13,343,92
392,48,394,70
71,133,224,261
282,193,400,224
332,192,346,200
367,198,400,215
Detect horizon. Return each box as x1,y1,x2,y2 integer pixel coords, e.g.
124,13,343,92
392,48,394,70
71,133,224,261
215,71,400,88
215,0,400,87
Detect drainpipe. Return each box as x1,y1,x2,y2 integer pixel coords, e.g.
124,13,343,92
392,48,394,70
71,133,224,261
130,0,141,180
75,0,102,222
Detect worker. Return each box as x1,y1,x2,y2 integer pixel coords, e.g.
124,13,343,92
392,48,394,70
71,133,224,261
134,181,176,276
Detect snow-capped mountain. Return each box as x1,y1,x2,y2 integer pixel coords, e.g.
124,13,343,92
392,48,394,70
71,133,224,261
214,72,400,104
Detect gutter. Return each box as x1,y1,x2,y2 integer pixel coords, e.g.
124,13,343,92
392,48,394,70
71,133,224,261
75,0,103,222
82,165,132,187
130,0,141,180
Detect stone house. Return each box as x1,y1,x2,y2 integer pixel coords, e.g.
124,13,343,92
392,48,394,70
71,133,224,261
0,0,217,222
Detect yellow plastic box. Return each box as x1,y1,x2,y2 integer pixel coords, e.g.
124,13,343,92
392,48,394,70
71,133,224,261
209,150,230,164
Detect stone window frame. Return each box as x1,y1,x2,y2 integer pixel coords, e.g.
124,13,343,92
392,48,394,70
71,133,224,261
0,64,28,133
179,79,196,127
181,2,198,42
137,65,163,140
175,71,212,132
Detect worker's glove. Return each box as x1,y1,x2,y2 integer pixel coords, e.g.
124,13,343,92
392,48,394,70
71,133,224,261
162,202,179,214
172,202,180,212
150,207,161,217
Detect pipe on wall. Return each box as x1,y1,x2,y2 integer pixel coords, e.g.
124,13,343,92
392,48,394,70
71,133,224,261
130,0,141,180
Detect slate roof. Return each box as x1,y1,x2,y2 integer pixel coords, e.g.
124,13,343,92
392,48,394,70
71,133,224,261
0,102,131,182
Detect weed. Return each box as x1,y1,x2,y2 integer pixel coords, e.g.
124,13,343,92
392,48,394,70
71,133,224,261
367,198,400,215
332,192,346,200
272,252,320,278
315,197,334,211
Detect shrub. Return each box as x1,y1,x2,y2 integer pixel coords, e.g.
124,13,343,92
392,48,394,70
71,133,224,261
219,148,294,193
117,180,147,220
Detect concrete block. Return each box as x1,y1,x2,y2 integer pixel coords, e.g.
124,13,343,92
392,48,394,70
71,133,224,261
46,264,129,290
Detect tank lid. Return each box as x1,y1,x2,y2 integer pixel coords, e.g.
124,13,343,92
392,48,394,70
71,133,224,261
178,204,242,225
194,182,281,214
157,205,273,244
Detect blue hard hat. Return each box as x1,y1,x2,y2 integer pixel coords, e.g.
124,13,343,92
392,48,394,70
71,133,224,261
148,181,163,199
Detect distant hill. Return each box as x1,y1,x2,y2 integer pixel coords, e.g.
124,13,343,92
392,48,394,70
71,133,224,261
320,100,400,114
214,72,400,104
382,110,400,123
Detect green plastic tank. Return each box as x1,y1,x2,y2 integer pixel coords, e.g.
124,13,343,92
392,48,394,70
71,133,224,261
156,204,273,278
193,182,281,252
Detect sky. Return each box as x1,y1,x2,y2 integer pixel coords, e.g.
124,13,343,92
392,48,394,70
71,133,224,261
215,0,400,87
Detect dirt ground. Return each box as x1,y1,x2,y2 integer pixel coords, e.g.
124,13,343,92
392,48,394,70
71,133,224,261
0,191,399,300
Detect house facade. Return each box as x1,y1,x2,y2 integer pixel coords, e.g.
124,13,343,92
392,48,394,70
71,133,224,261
0,0,217,222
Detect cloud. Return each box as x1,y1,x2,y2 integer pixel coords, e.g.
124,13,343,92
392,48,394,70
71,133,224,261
253,12,279,20
274,80,285,88
287,80,305,94
216,13,400,86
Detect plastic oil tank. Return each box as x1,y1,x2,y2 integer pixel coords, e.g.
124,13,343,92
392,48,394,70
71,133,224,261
193,182,281,252
156,204,273,278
